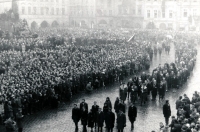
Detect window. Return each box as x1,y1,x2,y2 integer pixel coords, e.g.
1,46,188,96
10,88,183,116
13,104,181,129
183,9,187,17
51,8,54,15
193,9,197,16
109,10,112,16
108,0,111,7
119,7,122,14
154,10,157,18
22,7,25,14
132,9,135,15
169,10,173,18
33,7,36,15
56,8,59,15
46,7,49,15
62,8,65,15
41,7,44,15
138,5,142,15
162,11,165,18
147,10,150,18
28,7,31,14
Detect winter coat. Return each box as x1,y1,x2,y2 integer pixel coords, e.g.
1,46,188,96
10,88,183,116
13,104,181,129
163,103,171,118
118,103,125,113
104,100,112,109
81,110,88,125
97,111,104,127
117,112,126,129
128,105,137,123
105,111,115,128
80,102,88,112
91,105,99,121
114,99,119,113
72,108,81,123
87,112,94,128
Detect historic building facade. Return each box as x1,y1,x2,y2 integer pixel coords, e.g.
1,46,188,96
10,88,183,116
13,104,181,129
12,0,69,29
143,0,200,30
69,0,96,28
3,0,199,30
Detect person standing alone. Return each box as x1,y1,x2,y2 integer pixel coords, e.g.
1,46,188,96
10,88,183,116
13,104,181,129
163,100,171,127
128,103,137,130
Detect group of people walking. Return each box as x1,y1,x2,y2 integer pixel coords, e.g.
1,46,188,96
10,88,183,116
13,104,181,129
72,98,137,132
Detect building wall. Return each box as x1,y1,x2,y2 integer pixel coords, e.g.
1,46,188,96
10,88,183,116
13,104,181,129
15,0,69,29
69,0,96,28
143,0,200,30
0,0,12,14
9,0,200,30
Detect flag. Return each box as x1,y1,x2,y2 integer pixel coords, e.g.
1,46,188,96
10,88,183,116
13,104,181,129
127,34,135,42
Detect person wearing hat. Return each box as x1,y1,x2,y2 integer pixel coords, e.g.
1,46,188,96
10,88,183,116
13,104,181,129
163,100,171,127
117,109,126,132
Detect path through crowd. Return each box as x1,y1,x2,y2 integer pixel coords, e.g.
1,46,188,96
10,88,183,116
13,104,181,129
1,43,199,132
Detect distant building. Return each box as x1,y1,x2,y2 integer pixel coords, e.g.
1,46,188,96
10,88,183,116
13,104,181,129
143,0,200,31
4,0,200,30
69,0,96,28
0,0,12,14
12,0,69,30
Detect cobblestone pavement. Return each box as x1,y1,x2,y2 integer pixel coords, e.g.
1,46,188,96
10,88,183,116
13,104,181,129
1,44,200,132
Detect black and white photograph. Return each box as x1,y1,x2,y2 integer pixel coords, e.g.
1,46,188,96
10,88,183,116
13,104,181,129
0,0,200,132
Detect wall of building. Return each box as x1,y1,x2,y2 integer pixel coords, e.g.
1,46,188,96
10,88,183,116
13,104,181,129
0,0,12,14
15,0,68,29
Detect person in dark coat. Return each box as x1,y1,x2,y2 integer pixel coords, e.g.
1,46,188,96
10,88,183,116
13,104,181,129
117,100,125,113
105,108,115,132
104,97,112,110
128,103,137,130
16,109,23,132
163,100,171,126
72,104,81,131
91,101,99,128
152,79,157,101
114,97,119,113
88,109,95,132
127,79,133,99
80,99,88,112
97,108,104,132
175,96,182,110
130,85,138,103
81,107,88,132
159,81,166,101
103,103,109,114
117,109,126,132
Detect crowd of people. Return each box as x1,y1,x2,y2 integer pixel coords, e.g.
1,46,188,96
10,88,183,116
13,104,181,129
0,28,159,131
71,33,198,132
0,28,198,132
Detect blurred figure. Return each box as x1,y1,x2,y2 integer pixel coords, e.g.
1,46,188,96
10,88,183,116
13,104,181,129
128,103,137,130
117,109,126,132
72,104,81,131
163,100,171,126
105,108,115,132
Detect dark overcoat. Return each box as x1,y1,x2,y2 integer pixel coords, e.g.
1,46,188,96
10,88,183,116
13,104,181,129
105,111,115,128
117,113,126,129
128,105,137,123
163,104,171,118
97,111,104,127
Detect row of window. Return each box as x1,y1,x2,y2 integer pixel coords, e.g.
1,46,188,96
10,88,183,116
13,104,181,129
21,7,66,15
146,9,197,18
32,0,64,3
139,0,197,2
